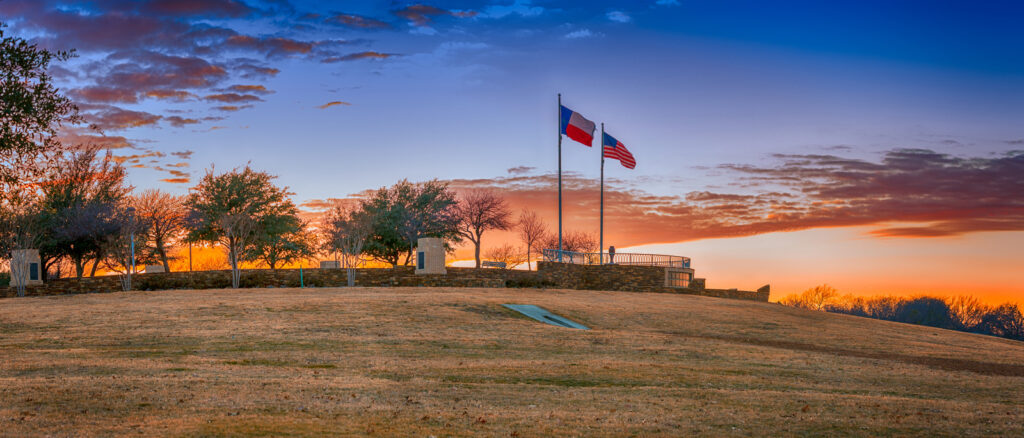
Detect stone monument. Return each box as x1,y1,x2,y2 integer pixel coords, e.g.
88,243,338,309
10,249,43,287
414,237,446,275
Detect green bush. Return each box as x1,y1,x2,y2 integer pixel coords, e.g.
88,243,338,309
0,271,10,287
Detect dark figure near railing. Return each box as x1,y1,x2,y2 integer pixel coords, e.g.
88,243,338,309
608,246,616,264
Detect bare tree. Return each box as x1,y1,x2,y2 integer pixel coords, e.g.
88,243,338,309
102,204,150,291
516,209,547,271
779,284,838,311
947,295,990,330
456,190,513,268
323,206,374,286
540,230,597,254
485,243,527,270
133,189,184,272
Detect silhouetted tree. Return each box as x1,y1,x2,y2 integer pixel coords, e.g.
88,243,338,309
133,189,185,272
361,180,461,267
323,205,374,286
516,209,547,271
779,284,838,311
185,166,294,288
0,24,82,189
36,146,131,278
247,215,314,270
978,304,1024,341
456,190,513,268
540,230,597,254
485,243,527,270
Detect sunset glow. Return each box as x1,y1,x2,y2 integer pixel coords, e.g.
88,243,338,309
3,0,1022,303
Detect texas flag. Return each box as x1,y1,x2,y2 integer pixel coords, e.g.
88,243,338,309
559,105,596,146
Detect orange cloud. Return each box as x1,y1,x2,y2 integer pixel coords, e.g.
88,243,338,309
318,101,352,109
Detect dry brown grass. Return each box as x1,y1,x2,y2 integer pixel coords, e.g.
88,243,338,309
1,287,1022,437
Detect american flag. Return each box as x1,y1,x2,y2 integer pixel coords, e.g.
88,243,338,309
601,132,636,169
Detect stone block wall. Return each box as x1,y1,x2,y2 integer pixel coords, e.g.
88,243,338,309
1,263,768,302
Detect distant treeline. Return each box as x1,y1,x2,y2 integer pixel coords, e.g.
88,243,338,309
780,285,1024,342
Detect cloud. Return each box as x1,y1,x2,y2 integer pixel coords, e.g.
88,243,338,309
139,0,255,18
392,4,477,26
160,178,191,184
318,101,352,109
481,0,544,19
436,148,1024,247
164,116,201,127
212,105,253,112
99,51,228,90
324,13,392,29
70,86,139,103
231,61,281,79
171,150,194,159
607,11,631,23
113,151,165,165
143,89,197,101
204,93,263,103
58,128,133,149
86,107,162,130
223,35,314,56
224,84,273,94
565,29,597,39
507,166,535,175
321,51,395,63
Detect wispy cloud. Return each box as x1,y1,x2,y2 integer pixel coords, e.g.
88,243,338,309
318,101,352,109
321,51,396,63
565,29,597,39
607,11,631,23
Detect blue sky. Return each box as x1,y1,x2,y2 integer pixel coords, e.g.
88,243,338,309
3,0,1023,298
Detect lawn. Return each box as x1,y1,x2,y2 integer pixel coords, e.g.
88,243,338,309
1,287,1022,436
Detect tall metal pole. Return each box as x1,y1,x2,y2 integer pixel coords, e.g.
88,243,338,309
127,206,135,290
599,123,605,265
557,93,563,260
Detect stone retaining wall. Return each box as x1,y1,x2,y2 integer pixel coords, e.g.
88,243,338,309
1,263,769,302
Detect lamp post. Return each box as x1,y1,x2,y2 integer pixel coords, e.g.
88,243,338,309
127,206,136,290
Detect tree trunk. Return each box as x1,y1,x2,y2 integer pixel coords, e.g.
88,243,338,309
473,232,483,268
229,238,240,289
157,240,170,273
526,243,532,271
73,256,85,279
347,267,355,287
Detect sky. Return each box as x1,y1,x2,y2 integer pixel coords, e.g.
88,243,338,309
2,0,1023,302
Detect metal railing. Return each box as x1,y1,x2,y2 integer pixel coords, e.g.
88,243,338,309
542,249,690,269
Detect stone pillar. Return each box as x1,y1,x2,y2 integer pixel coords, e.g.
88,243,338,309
10,249,43,287
414,237,446,275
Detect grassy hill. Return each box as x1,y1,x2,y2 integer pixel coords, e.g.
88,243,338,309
1,287,1022,436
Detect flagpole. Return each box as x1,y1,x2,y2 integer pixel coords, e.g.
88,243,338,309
599,123,604,265
557,93,563,261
